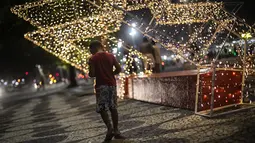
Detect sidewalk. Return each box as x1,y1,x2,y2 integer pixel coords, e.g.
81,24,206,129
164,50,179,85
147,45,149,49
1,89,255,143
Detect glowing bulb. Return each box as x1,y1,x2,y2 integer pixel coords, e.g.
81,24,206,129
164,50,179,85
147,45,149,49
113,48,117,54
117,41,122,48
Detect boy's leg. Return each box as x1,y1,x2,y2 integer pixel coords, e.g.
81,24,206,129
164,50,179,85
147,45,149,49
99,110,113,131
96,86,114,141
109,86,125,139
110,108,119,134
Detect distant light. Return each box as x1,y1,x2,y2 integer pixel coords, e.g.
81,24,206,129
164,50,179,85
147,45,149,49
56,73,60,77
22,78,25,82
163,55,167,60
25,72,29,75
113,48,117,54
1,79,4,82
34,83,38,89
117,41,122,48
129,29,136,36
4,82,7,86
129,26,137,36
131,23,136,27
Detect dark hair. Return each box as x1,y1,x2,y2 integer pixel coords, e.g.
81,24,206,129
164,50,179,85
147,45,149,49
143,37,149,42
151,40,156,45
89,40,103,50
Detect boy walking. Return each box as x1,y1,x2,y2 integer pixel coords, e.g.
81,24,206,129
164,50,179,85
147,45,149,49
88,41,125,142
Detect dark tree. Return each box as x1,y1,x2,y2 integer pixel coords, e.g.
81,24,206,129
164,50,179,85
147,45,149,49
68,65,78,88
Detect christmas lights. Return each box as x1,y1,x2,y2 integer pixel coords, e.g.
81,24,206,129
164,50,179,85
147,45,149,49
11,0,255,100
11,0,125,28
199,70,242,111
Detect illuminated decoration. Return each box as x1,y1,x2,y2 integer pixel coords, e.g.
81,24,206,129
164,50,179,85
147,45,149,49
199,70,242,111
241,33,252,39
11,0,255,112
24,12,123,71
118,73,126,99
12,0,254,70
11,0,125,28
126,1,230,25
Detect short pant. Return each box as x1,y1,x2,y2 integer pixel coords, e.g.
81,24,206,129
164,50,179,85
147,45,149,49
95,85,117,113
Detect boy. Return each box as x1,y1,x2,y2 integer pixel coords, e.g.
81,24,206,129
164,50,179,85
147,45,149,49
88,40,124,142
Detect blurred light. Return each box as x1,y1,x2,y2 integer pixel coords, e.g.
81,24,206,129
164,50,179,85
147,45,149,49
4,82,7,85
49,74,52,78
56,73,60,77
113,48,117,54
1,79,4,82
171,55,175,58
53,79,57,83
163,55,167,60
34,83,38,89
162,62,165,66
129,28,136,36
25,72,29,75
123,57,127,62
241,33,252,39
15,82,19,86
135,58,138,62
12,80,16,84
49,81,53,84
131,23,136,27
22,78,25,82
18,79,21,83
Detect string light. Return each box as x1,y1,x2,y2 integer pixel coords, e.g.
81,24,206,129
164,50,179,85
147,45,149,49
11,0,255,100
199,70,243,111
12,0,255,70
11,0,125,28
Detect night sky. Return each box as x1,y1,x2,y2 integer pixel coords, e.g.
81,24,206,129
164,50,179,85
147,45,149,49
0,0,254,76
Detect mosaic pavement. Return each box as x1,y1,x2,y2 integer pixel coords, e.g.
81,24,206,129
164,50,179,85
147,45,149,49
0,92,255,143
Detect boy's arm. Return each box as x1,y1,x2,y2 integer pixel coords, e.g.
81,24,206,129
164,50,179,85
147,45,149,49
113,56,121,75
88,59,96,77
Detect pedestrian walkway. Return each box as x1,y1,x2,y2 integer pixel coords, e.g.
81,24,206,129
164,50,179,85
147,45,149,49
0,92,254,143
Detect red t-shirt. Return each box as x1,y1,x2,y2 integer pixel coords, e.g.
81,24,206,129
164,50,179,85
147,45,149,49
89,52,117,88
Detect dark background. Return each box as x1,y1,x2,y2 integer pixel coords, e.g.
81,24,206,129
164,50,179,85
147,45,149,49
0,0,254,76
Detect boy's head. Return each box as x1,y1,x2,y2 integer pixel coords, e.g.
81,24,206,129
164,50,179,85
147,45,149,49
142,37,149,42
89,40,103,55
151,40,156,45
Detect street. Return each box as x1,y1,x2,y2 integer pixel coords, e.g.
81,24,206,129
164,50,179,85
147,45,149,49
0,86,255,143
